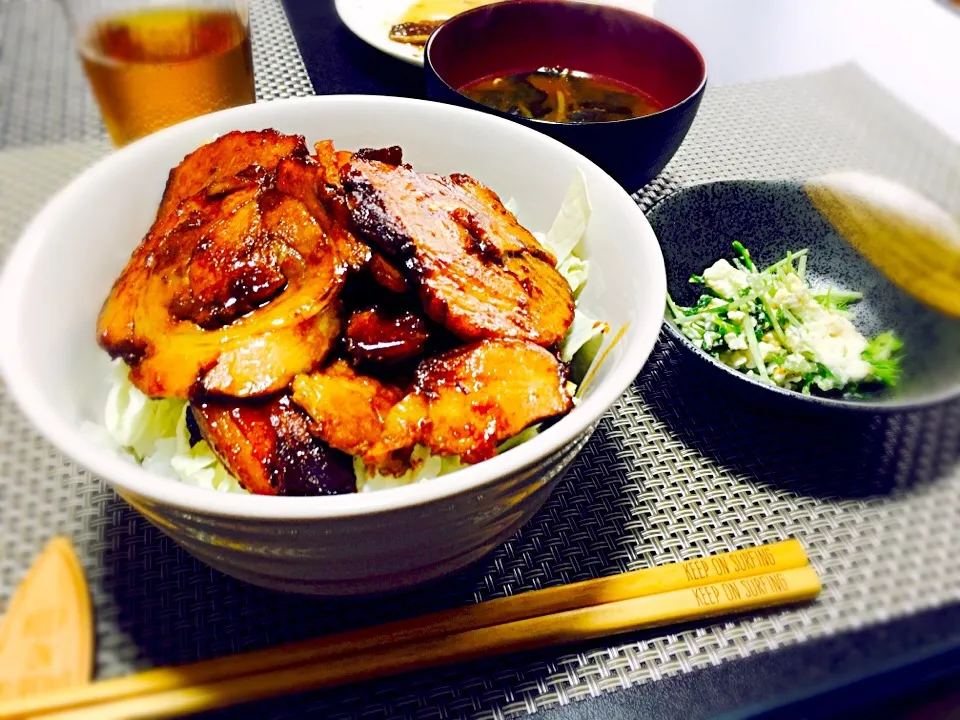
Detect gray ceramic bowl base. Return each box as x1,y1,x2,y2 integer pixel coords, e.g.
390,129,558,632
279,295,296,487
649,180,960,412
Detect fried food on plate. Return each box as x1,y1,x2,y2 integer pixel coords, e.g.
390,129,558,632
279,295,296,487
387,20,442,47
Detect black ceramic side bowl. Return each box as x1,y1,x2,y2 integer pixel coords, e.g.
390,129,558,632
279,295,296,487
424,0,706,193
649,179,960,413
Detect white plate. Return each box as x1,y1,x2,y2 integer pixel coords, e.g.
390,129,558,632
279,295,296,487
335,0,430,66
334,0,656,68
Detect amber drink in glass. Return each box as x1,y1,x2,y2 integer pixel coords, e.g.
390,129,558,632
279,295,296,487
61,0,255,146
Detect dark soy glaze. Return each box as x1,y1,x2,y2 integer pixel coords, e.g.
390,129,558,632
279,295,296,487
345,307,430,365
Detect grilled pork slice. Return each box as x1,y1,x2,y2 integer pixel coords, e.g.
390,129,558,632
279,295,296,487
370,339,573,466
353,146,404,166
368,253,408,293
341,159,575,347
192,395,355,496
157,129,308,222
313,139,354,187
275,152,371,272
291,360,405,458
345,307,430,366
97,174,345,398
276,141,404,272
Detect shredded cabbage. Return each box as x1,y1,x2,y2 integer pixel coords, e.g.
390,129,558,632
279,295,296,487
545,168,591,265
100,169,607,494
560,309,607,363
536,170,605,364
355,445,466,492
96,361,243,492
558,255,590,296
102,359,182,461
495,424,543,453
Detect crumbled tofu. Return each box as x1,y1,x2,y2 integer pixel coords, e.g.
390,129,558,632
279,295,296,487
702,259,749,299
758,341,779,362
783,352,815,375
770,366,789,383
724,331,748,350
800,313,871,384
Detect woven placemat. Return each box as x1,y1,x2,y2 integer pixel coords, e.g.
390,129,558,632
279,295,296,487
1,6,959,715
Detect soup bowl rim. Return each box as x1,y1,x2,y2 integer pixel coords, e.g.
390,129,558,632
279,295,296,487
424,0,708,126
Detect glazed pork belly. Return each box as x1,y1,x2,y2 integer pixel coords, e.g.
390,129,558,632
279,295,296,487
98,135,579,494
341,156,575,348
97,130,346,399
191,395,355,496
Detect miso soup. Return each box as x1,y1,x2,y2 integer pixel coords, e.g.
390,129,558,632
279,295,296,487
460,67,662,123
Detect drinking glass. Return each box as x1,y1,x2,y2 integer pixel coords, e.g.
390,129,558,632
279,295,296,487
58,0,255,146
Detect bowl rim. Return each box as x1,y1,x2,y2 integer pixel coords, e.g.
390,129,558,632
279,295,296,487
651,178,960,413
0,93,667,519
424,0,709,127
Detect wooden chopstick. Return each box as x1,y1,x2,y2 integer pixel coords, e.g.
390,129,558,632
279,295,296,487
41,566,821,720
0,539,814,720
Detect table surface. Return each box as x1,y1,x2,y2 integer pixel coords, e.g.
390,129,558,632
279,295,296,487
655,0,960,144
283,1,960,717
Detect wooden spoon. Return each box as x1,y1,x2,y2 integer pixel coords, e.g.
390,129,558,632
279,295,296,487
805,171,960,318
0,537,93,699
